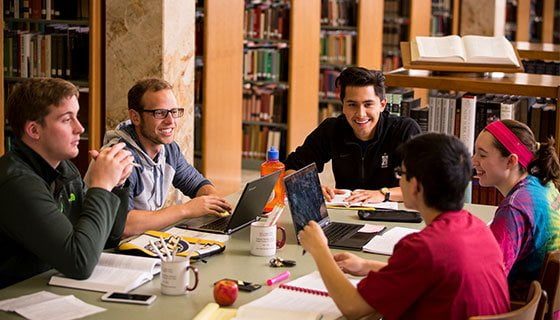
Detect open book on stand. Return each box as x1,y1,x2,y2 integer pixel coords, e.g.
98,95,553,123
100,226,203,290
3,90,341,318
48,252,160,292
232,271,362,320
326,189,399,210
402,35,524,73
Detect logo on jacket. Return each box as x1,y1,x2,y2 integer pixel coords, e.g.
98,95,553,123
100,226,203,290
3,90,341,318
381,153,389,168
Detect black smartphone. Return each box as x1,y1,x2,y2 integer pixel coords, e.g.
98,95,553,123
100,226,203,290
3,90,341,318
101,292,157,305
215,279,262,292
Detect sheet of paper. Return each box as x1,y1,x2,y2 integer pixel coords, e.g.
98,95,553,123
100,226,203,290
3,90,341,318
167,227,230,242
357,224,386,233
362,227,418,255
16,295,105,320
361,201,399,210
0,291,60,312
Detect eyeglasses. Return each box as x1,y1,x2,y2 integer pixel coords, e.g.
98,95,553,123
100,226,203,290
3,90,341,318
140,108,185,119
394,167,407,179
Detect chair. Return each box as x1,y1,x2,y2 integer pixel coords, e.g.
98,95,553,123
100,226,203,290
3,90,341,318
469,281,546,320
537,250,560,320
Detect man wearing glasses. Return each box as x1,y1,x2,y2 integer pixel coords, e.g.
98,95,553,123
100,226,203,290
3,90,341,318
103,78,232,237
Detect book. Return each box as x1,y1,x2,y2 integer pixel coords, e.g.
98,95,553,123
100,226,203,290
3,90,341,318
325,189,398,210
233,271,362,320
48,252,160,293
362,227,418,255
412,35,520,67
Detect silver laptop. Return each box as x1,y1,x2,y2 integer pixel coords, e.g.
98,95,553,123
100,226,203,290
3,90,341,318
284,163,380,250
177,171,280,235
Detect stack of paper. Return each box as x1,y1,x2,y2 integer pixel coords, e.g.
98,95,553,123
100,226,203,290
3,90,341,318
0,291,105,320
362,227,418,255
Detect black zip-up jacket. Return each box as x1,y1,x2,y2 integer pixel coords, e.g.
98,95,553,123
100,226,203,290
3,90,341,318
0,140,128,288
285,112,421,190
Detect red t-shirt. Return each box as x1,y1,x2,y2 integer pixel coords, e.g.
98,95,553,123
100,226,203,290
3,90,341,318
357,210,510,320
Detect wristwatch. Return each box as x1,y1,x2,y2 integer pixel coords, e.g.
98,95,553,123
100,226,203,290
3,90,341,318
380,187,391,202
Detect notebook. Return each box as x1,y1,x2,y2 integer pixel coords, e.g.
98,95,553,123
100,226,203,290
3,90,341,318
284,163,381,250
178,171,280,235
234,271,361,320
362,227,418,255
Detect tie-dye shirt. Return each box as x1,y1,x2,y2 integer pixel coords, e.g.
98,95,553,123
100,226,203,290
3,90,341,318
490,175,560,298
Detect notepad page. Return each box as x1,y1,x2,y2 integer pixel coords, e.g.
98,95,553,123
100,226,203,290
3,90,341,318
362,227,418,255
286,271,361,292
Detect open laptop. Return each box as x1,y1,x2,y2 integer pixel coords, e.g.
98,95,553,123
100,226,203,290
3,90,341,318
284,163,379,250
177,171,280,235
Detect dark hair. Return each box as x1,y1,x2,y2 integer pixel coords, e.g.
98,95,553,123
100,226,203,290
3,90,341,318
6,78,79,138
487,119,560,189
127,78,173,111
399,133,472,212
335,67,385,102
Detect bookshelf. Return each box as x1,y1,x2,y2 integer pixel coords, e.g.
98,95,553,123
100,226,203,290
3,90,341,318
199,0,244,194
382,0,431,72
385,69,560,154
1,0,103,175
430,0,460,36
510,0,557,43
242,0,319,169
318,0,383,122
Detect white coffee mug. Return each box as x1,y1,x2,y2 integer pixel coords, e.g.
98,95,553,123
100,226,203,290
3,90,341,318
160,257,199,295
250,221,287,256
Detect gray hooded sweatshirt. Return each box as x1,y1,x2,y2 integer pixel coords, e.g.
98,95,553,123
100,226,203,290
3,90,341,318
103,121,211,211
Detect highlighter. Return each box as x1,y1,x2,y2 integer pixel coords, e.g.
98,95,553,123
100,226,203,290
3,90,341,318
266,271,291,286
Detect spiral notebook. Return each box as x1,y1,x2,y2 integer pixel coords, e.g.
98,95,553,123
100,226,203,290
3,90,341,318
235,271,361,320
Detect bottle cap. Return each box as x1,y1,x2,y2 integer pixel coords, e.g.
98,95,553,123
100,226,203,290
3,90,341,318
267,147,279,161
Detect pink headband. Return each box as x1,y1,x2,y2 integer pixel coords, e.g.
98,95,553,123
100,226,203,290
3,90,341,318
485,121,534,168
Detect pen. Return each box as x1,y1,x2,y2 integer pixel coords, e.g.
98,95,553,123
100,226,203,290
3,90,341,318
149,239,166,261
160,235,172,261
266,271,291,286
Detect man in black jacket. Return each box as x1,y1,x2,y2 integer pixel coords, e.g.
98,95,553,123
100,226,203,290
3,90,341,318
285,67,421,203
0,78,133,288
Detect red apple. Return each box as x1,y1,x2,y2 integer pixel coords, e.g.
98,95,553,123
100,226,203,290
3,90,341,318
213,279,238,306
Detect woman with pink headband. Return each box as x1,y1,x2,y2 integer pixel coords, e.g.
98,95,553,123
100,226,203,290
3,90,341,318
473,119,560,301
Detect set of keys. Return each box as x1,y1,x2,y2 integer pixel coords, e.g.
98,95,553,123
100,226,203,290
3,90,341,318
269,257,296,268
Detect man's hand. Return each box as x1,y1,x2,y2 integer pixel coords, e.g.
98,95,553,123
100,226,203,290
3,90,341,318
322,186,347,202
298,221,329,257
344,189,384,204
87,143,134,191
333,252,370,276
181,195,233,218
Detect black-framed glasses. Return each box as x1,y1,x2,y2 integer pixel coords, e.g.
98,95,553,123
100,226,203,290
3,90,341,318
140,108,185,119
394,167,407,179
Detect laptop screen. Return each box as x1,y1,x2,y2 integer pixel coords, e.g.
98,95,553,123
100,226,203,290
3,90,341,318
284,163,329,234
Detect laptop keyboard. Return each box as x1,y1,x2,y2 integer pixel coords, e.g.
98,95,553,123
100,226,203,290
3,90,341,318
324,223,362,244
200,217,230,231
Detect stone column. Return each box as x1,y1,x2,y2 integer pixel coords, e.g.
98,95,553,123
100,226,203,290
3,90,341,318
106,0,195,204
460,0,506,36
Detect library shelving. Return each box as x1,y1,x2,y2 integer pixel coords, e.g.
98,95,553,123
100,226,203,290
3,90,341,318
1,0,103,175
242,0,320,169
318,0,384,122
430,0,459,36
197,0,244,194
382,0,431,72
509,0,557,43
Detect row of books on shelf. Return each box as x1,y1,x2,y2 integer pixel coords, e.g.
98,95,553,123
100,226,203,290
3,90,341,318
320,0,356,27
319,102,342,123
387,89,557,148
242,86,287,123
472,178,505,206
522,60,560,76
3,27,89,80
242,125,285,160
243,0,289,41
430,14,452,37
243,46,288,82
319,67,341,99
320,30,356,66
3,0,89,20
384,0,413,18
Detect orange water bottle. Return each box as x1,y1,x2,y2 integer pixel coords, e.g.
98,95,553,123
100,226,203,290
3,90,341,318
261,147,286,213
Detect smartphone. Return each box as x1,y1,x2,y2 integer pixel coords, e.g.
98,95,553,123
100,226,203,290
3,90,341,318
215,279,262,292
101,292,157,305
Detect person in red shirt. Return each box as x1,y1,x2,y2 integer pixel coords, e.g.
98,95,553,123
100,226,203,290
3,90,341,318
299,133,510,320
